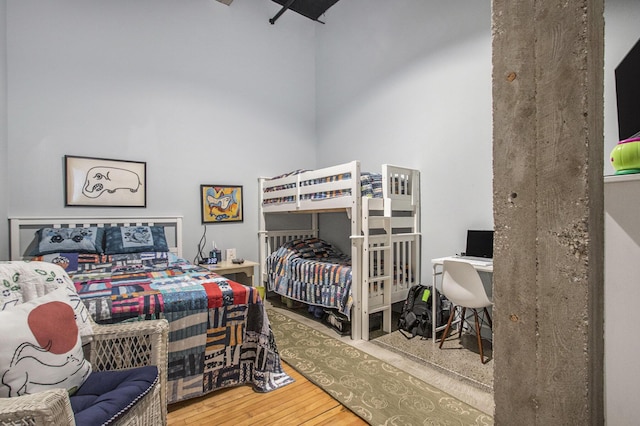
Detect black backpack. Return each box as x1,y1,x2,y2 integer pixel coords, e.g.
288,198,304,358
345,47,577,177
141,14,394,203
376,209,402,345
398,284,449,339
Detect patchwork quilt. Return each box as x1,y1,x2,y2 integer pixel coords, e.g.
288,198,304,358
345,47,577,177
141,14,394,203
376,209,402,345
33,252,293,404
265,238,353,318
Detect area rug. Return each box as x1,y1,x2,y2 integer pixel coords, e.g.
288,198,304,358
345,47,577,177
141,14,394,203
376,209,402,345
268,309,494,426
371,330,493,391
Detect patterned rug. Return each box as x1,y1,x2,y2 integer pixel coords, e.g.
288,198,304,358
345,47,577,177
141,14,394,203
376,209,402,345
371,330,493,391
268,309,494,426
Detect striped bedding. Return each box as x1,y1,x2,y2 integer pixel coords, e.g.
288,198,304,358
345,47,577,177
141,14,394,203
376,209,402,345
266,238,353,318
263,171,382,205
35,252,293,404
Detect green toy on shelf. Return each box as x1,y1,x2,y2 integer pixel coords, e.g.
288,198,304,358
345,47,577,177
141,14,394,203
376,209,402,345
610,137,640,175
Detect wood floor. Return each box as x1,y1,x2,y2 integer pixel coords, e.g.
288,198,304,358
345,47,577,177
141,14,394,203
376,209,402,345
167,362,367,425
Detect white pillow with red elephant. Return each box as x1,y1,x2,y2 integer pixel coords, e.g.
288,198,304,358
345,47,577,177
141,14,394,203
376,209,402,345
0,261,93,340
0,286,92,397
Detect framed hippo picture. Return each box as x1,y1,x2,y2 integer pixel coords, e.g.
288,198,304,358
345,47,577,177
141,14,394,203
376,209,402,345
64,155,147,207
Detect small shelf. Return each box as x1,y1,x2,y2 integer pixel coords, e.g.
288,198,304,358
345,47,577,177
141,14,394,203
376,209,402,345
604,173,640,184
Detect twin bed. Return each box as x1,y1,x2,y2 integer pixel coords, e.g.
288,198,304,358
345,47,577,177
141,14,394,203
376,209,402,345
9,216,293,405
259,160,421,341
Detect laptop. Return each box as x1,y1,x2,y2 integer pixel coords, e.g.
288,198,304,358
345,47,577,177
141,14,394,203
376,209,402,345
461,230,494,260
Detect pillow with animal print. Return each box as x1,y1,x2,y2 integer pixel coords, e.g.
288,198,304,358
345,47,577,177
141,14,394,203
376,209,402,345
103,226,169,254
27,227,105,256
0,286,92,397
30,252,81,273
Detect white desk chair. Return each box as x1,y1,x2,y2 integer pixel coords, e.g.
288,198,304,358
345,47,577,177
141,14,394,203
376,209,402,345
438,259,493,363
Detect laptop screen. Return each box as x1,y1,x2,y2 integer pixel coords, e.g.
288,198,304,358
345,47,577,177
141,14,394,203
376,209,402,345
465,230,494,258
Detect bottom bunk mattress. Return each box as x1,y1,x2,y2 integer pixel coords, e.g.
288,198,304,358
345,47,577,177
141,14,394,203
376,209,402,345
35,252,293,404
266,238,353,318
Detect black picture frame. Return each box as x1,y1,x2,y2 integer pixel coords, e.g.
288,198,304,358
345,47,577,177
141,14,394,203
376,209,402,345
65,155,147,207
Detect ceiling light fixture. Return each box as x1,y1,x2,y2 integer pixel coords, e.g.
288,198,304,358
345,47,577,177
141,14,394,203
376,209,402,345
269,0,340,25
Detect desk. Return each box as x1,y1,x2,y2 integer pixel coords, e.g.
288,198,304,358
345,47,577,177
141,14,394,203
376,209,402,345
200,260,259,287
430,256,493,344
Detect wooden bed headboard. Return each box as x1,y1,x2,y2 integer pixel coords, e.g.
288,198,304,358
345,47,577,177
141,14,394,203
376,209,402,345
9,216,183,260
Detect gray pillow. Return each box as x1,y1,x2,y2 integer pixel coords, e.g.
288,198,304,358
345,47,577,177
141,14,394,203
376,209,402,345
28,227,105,256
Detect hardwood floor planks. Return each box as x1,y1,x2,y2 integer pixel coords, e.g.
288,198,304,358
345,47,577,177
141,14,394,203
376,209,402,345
167,362,366,425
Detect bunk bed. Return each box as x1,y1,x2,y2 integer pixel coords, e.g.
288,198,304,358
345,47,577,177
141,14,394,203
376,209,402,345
258,161,421,341
8,216,293,404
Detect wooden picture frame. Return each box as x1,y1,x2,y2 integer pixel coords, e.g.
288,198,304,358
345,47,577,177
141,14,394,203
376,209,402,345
65,155,147,207
200,184,243,224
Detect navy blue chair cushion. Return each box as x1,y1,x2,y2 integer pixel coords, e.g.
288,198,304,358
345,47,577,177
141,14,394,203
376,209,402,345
70,366,158,426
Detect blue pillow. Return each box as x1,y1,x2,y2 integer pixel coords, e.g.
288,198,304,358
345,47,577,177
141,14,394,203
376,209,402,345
32,252,81,273
70,366,158,425
104,226,169,254
28,227,105,256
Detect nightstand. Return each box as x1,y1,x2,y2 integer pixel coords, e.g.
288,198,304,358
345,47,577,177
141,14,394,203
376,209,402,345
201,260,259,287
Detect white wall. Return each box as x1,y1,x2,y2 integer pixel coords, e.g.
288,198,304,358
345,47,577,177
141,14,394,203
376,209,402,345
313,0,640,281
315,0,493,278
0,0,8,258
4,0,317,261
603,0,640,176
2,0,638,265
604,176,640,425
602,2,640,423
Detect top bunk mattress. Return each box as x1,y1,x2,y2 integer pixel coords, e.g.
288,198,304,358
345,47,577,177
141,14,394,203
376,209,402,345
262,170,382,206
259,161,418,213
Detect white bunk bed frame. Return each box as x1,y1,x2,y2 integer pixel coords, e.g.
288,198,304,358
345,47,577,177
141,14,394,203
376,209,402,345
258,160,421,341
9,216,184,260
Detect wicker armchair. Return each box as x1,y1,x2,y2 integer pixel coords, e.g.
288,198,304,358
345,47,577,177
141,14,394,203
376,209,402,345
0,317,169,426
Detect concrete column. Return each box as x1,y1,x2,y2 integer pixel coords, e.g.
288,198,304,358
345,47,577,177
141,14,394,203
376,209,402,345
492,0,604,424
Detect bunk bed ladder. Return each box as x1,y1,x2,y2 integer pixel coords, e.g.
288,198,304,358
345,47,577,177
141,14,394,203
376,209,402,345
361,197,393,340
